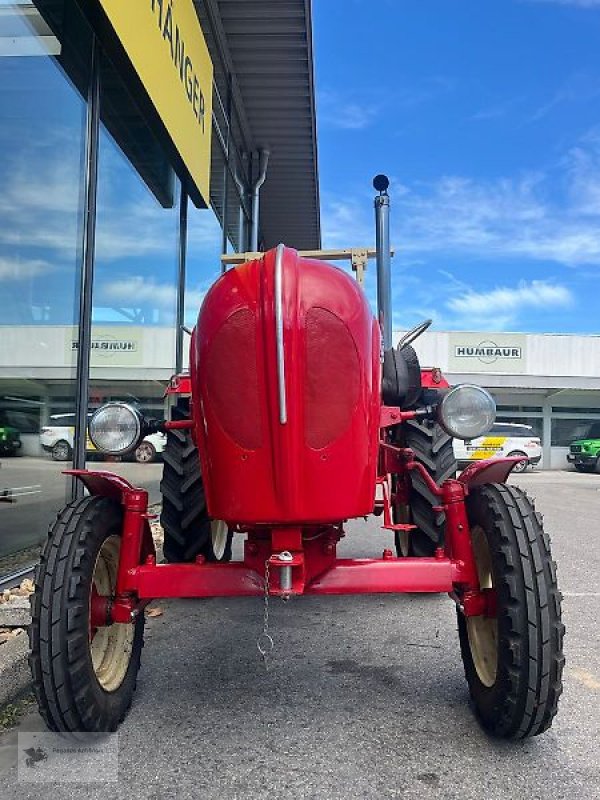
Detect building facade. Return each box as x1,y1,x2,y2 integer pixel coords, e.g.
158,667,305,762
0,0,319,577
409,329,600,469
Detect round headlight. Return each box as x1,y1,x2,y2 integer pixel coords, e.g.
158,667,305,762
88,403,143,455
438,385,496,440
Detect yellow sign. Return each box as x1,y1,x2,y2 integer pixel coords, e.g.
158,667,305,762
98,0,213,205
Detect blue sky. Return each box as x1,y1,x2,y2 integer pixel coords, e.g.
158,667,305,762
313,0,600,333
4,1,600,336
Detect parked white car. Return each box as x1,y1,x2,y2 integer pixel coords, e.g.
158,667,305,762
40,413,165,463
453,422,542,473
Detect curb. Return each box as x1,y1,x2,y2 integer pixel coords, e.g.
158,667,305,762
0,631,31,707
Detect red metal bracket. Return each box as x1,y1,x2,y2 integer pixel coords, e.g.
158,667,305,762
377,477,417,532
379,406,419,429
163,419,194,430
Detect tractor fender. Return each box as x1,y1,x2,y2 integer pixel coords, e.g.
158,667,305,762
64,469,155,560
64,469,144,503
458,457,524,489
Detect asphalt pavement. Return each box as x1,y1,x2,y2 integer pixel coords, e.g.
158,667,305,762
0,470,598,799
0,457,163,561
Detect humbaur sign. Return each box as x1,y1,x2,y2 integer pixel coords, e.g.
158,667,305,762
67,328,144,367
448,333,526,373
96,0,213,206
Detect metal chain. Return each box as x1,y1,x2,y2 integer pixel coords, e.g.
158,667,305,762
256,559,274,670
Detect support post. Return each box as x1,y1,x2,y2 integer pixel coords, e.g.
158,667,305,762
175,188,188,374
73,38,100,494
250,149,269,251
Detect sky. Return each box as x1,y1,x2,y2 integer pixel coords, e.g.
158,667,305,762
313,0,600,334
3,1,600,337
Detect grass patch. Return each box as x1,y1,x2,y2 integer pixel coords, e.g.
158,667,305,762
0,693,35,731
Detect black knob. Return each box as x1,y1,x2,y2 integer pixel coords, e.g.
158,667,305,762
373,174,390,193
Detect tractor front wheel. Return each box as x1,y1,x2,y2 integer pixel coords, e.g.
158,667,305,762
29,496,144,733
458,483,564,738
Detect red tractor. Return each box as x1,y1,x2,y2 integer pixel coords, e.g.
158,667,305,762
29,178,564,739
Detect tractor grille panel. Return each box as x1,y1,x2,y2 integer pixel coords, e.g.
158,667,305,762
205,308,262,450
304,307,360,449
570,445,582,453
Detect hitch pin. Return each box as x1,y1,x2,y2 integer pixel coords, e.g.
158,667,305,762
277,551,294,598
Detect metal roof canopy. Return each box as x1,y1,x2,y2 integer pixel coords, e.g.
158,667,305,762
200,0,320,250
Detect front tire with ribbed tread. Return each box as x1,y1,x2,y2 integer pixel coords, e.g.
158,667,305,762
458,483,564,738
29,495,144,733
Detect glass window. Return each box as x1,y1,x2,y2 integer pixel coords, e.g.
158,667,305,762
87,52,180,497
496,418,544,439
552,418,600,446
551,406,600,415
185,203,223,330
495,405,543,414
0,0,91,576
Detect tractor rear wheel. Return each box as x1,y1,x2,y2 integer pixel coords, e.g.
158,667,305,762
395,418,457,556
29,496,144,733
160,399,232,563
458,483,564,738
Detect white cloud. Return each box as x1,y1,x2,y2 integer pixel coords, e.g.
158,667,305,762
319,90,379,130
447,280,574,315
322,132,600,269
0,256,53,281
99,276,206,311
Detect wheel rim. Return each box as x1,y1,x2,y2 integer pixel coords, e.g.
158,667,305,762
509,454,527,473
89,536,134,692
53,442,69,460
136,442,154,463
210,520,229,560
466,525,498,687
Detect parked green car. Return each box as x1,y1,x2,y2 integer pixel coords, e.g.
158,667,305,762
0,424,21,456
567,422,600,473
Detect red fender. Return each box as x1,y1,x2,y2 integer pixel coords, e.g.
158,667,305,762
64,469,155,563
64,469,141,501
458,457,523,489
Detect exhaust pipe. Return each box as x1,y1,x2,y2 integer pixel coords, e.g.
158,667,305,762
250,149,270,251
373,174,392,350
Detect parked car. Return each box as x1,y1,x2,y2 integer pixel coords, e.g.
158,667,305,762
0,423,21,456
40,413,165,463
567,422,600,473
453,421,542,473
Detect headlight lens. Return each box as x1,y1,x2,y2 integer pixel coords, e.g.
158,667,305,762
88,403,143,454
438,385,495,440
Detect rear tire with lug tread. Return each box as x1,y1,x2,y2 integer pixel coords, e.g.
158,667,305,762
394,418,457,556
160,398,232,563
29,495,144,733
458,483,564,738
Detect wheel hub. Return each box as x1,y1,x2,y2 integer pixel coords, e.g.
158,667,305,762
466,525,498,687
211,520,229,560
89,535,134,692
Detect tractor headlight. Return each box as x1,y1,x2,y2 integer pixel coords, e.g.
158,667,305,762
88,403,144,455
438,385,495,440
